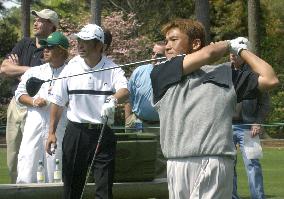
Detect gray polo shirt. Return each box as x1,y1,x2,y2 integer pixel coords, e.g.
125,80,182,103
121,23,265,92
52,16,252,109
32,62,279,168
151,56,259,159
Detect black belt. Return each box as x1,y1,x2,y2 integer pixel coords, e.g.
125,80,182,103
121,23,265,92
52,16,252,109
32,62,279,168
232,119,243,124
69,120,103,130
140,118,159,125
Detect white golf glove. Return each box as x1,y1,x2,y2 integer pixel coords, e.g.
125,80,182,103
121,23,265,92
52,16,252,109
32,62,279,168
101,95,117,125
229,37,249,55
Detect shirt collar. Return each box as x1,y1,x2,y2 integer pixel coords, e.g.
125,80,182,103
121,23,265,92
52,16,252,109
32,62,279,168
81,55,106,71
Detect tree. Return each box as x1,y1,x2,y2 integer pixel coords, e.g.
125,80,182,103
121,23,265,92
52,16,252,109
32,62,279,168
195,0,211,44
21,0,31,37
90,0,101,25
248,0,261,55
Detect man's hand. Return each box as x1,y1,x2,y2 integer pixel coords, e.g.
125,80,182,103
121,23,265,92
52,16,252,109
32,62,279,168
101,96,117,125
8,54,20,65
46,133,57,155
33,97,48,107
229,37,248,55
250,124,261,137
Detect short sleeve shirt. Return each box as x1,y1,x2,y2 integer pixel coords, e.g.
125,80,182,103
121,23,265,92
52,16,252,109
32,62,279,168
151,56,259,103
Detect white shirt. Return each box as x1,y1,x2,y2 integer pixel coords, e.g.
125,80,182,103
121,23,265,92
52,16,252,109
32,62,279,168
49,55,128,124
15,62,67,136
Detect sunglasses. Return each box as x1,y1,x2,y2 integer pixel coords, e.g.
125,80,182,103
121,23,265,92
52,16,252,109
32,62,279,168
44,45,57,50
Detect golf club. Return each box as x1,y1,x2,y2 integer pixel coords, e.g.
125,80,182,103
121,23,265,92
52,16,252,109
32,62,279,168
26,56,168,97
80,116,108,199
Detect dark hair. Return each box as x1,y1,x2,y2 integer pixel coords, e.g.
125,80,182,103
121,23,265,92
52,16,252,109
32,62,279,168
104,29,112,51
162,19,206,48
155,41,166,46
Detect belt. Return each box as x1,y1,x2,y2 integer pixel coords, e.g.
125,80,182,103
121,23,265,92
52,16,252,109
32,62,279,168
141,119,159,125
69,120,103,130
232,119,243,124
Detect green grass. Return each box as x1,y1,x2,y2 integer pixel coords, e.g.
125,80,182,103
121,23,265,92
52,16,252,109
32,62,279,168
236,147,284,199
1,148,284,198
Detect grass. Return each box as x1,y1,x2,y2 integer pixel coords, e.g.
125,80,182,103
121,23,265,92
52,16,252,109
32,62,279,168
1,148,284,198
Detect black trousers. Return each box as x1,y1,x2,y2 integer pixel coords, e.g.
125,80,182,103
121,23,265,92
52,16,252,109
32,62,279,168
62,120,116,199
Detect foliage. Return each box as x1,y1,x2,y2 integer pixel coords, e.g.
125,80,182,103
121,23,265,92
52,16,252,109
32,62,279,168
102,11,153,76
0,21,18,58
210,0,247,41
102,0,195,41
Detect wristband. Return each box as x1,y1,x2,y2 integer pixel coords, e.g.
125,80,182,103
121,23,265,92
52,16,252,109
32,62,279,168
106,95,118,105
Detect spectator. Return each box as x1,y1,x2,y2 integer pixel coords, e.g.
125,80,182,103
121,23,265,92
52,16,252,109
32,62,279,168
1,9,58,183
230,52,269,199
125,42,166,178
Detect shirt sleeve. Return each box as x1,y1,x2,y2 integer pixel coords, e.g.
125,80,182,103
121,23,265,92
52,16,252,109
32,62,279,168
233,69,260,103
112,67,128,92
150,55,184,103
14,68,33,102
127,71,136,106
8,39,25,58
48,68,69,107
255,92,270,123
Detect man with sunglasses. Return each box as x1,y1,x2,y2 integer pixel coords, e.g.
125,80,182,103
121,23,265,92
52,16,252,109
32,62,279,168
0,8,58,183
15,32,69,183
124,42,167,178
46,24,129,199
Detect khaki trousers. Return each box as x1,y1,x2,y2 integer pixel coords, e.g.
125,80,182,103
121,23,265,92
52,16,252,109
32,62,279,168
167,156,234,199
125,113,166,178
5,97,27,183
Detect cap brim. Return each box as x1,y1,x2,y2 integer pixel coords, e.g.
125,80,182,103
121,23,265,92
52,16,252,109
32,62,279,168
31,10,48,19
74,33,95,41
39,39,48,47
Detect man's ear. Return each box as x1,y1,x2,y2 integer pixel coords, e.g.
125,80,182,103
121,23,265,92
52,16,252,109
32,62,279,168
192,39,202,51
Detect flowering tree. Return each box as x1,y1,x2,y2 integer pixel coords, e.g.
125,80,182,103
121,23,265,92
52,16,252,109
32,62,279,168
59,11,153,77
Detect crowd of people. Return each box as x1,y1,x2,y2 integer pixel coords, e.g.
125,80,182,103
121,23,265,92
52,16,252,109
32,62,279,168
0,8,279,199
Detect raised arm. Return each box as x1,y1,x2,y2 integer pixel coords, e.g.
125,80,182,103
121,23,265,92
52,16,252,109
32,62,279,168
239,50,279,91
182,41,229,75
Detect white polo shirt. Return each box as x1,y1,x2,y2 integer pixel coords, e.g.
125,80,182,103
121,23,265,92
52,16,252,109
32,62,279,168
49,55,128,124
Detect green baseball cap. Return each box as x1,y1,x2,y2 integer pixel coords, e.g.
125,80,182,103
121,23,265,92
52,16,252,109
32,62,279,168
40,31,69,50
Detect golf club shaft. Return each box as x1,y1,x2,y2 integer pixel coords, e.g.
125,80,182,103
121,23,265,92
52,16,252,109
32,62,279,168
47,56,168,82
80,117,108,199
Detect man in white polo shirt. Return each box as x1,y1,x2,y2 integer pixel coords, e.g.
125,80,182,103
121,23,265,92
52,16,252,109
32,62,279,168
45,24,129,199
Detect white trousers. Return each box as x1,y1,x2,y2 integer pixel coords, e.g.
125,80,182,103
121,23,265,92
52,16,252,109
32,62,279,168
16,108,66,183
167,156,234,199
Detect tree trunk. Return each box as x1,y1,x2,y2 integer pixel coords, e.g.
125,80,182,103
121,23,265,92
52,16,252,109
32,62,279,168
248,0,261,56
21,0,30,37
90,0,102,26
195,0,211,44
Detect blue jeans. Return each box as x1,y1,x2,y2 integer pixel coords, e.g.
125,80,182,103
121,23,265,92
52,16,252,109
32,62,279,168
232,125,265,199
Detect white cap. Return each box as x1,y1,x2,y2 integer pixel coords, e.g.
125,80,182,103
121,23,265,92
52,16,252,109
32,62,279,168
32,9,59,28
75,24,104,43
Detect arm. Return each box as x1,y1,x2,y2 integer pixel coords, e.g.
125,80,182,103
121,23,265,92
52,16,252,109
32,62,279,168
239,50,279,91
182,41,229,75
18,94,47,107
124,102,133,120
46,103,64,155
113,88,129,104
1,55,30,77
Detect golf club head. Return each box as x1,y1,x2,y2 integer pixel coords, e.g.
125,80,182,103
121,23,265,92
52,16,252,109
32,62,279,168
26,77,45,97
